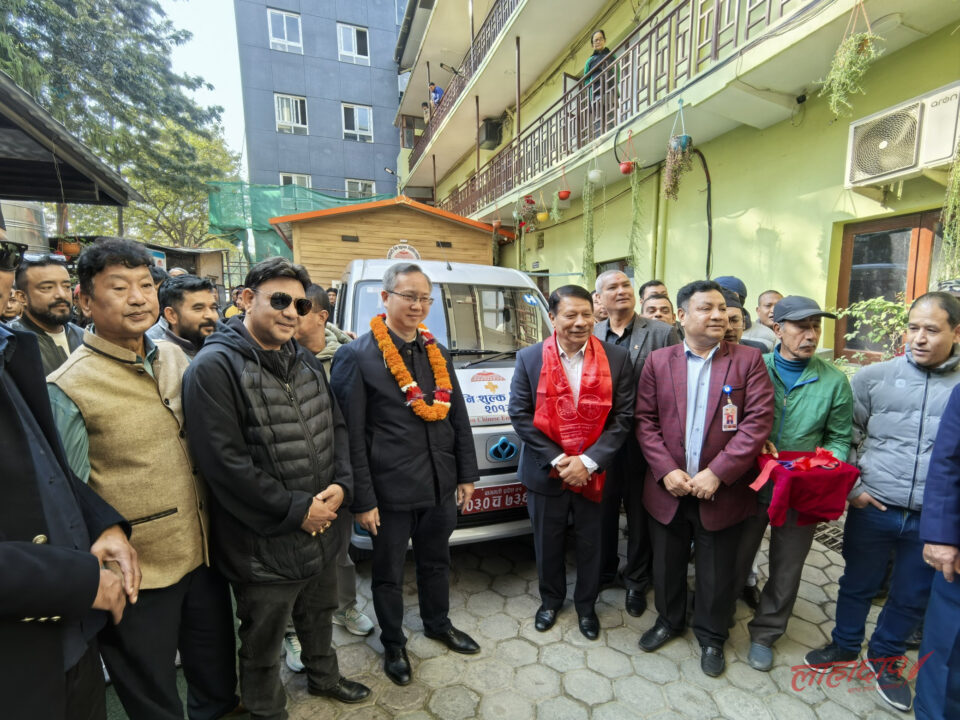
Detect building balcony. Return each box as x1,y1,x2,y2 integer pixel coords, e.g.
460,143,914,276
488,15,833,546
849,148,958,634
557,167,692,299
435,0,950,220
399,0,610,189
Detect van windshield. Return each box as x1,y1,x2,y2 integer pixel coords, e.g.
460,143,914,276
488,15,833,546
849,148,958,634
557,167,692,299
353,281,551,353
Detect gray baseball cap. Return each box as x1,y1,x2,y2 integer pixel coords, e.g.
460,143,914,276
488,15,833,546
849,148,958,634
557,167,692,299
773,296,837,323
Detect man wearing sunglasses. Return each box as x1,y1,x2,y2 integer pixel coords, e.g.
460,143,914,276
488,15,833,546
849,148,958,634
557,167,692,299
330,262,481,687
183,257,370,715
47,238,239,720
0,231,141,720
9,254,83,374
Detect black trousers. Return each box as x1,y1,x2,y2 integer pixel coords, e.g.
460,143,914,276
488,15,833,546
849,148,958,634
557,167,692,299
371,495,458,649
65,642,106,720
649,498,743,648
527,487,602,615
99,564,237,720
599,445,651,591
233,566,340,720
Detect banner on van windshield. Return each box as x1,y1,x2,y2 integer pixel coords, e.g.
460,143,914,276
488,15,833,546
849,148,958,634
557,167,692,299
455,369,515,425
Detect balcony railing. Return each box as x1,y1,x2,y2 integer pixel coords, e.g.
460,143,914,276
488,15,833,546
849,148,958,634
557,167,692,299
437,0,805,217
409,0,522,171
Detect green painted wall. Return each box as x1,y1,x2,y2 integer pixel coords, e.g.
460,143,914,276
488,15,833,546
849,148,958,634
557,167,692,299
510,24,958,350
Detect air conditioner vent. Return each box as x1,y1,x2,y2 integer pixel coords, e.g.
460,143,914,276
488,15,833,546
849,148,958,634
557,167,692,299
848,104,920,184
845,81,960,188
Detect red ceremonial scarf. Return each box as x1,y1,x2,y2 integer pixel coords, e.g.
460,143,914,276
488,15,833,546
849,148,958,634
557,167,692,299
533,333,613,502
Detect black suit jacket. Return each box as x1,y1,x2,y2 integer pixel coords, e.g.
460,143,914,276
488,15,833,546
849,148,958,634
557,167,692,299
509,339,635,496
0,328,127,718
330,330,479,514
593,313,681,382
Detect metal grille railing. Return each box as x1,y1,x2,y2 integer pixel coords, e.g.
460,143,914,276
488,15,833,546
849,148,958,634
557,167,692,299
437,0,806,216
409,0,522,170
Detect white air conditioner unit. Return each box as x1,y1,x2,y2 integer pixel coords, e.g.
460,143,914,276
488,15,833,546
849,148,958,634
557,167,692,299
845,81,960,191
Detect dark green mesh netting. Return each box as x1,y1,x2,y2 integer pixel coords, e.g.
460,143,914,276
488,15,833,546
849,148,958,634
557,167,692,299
207,182,392,261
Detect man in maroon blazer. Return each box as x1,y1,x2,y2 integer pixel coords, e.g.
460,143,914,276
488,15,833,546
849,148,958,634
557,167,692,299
635,280,774,677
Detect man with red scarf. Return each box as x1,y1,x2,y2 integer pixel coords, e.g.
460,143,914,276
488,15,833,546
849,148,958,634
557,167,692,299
509,285,635,640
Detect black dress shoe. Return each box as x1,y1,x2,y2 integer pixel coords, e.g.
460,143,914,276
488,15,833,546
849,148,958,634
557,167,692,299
424,627,480,654
309,677,371,703
578,612,600,640
639,623,680,652
700,645,725,677
534,606,558,632
741,584,761,610
384,647,411,686
625,589,647,617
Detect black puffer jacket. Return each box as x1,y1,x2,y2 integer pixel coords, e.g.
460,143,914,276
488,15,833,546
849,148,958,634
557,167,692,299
182,317,353,584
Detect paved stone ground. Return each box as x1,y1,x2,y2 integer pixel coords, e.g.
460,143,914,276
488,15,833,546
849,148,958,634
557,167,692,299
272,529,914,720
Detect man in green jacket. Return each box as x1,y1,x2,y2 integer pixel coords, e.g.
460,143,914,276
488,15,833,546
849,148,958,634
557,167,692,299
734,296,854,672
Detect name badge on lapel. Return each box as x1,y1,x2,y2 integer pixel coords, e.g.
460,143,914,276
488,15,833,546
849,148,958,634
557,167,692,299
721,384,738,432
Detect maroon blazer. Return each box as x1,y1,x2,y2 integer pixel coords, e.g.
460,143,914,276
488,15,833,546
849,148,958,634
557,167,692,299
635,341,774,531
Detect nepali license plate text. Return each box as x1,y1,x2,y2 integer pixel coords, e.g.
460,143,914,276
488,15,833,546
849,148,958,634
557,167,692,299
462,484,527,515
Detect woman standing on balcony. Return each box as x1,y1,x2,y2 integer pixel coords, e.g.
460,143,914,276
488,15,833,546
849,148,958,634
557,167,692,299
584,30,615,134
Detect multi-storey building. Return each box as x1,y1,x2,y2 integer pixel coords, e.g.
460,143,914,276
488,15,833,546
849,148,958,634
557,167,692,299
234,0,403,201
396,0,960,356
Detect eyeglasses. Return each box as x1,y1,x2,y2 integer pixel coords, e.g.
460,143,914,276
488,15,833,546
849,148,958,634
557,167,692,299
0,240,28,272
255,290,313,316
388,291,434,306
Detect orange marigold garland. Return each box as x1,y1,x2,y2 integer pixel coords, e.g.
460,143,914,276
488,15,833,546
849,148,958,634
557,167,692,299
370,314,452,422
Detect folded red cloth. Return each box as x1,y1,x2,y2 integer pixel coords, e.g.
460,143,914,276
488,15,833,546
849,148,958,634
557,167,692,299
751,448,860,526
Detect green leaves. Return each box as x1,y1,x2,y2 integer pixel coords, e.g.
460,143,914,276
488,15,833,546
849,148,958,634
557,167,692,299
835,295,908,360
819,32,883,118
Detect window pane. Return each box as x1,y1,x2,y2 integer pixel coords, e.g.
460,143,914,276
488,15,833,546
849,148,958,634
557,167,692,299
343,106,355,130
269,11,282,39
297,99,307,124
845,227,912,352
357,107,370,132
339,25,354,53
357,30,368,57
286,16,300,44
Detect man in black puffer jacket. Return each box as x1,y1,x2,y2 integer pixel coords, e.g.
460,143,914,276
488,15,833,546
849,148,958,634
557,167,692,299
182,257,370,719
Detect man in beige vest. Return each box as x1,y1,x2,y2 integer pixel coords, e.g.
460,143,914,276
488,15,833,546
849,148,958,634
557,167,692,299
48,239,238,720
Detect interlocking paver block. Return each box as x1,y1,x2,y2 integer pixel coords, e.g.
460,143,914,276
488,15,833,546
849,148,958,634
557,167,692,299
514,663,560,699
536,696,588,720
479,689,535,720
466,589,506,617
496,637,539,666
585,646,633,678
541,641,585,672
611,675,665,712
563,668,614,705
479,612,520,641
663,681,719,717
427,685,479,720
377,683,429,714
417,655,465,688
714,686,774,719
631,651,681,685
462,656,515,693
493,573,529,597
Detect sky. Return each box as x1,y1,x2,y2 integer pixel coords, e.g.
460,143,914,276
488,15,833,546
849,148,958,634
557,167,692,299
160,0,247,174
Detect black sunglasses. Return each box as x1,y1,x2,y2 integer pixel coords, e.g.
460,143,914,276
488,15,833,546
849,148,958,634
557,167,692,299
0,240,28,272
256,290,313,316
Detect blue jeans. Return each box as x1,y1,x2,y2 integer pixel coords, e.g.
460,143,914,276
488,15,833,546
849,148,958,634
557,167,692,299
915,573,960,720
832,504,934,657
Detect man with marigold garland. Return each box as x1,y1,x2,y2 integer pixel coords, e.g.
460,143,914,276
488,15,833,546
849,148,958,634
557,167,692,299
330,262,480,686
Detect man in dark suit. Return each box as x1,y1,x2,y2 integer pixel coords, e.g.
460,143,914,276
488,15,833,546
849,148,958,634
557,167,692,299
509,284,635,640
593,270,680,616
635,280,774,677
0,237,140,720
330,263,480,687
917,384,960,720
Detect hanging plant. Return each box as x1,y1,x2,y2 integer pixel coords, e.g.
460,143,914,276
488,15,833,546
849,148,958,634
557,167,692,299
619,130,638,175
819,2,882,117
536,191,550,224
550,192,563,223
939,135,960,283
582,174,596,288
663,134,693,201
558,165,571,201
628,166,646,274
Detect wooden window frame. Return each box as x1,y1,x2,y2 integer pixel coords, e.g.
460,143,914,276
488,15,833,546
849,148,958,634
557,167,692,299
835,210,941,360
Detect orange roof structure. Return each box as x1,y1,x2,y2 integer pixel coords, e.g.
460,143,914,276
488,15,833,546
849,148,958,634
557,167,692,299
270,194,514,241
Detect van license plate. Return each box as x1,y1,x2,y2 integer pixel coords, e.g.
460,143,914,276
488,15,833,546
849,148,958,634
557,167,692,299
463,484,527,515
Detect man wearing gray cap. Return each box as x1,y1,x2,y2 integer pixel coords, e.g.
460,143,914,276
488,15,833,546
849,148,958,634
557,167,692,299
735,296,854,672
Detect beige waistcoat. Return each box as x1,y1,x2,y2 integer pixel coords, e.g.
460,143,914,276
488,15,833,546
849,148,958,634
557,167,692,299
48,331,208,589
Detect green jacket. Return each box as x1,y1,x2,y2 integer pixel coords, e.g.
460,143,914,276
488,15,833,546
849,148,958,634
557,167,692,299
315,323,352,370
764,351,854,459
